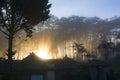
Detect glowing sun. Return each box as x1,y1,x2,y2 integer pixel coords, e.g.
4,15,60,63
36,46,51,59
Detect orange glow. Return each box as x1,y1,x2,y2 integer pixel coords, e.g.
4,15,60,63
13,30,75,60
36,46,51,59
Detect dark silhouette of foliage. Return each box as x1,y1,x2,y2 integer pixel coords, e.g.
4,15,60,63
0,0,51,62
73,42,87,54
73,42,88,61
114,42,120,56
98,40,115,60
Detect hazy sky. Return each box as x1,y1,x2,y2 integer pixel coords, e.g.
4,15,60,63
49,0,120,19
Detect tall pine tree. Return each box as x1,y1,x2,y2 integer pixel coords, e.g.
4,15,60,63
0,0,51,62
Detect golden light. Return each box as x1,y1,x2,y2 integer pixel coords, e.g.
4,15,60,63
36,46,51,59
14,30,68,60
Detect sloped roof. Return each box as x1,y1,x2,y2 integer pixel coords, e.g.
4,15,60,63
22,53,48,70
0,53,80,73
23,54,80,69
56,57,79,69
44,56,80,69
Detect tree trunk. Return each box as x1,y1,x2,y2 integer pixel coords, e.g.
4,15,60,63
8,33,13,63
6,33,14,80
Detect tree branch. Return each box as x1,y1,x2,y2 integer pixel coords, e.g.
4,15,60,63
0,14,10,31
0,28,9,36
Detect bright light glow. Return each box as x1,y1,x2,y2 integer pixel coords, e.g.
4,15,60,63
36,46,51,59
14,30,74,60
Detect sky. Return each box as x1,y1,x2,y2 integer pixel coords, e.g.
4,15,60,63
49,0,120,19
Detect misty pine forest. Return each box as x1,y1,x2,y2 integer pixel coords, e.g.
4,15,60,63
1,15,120,60
0,0,120,80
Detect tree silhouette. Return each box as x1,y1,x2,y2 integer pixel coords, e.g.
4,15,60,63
73,42,86,53
98,40,115,60
0,0,51,63
73,42,87,61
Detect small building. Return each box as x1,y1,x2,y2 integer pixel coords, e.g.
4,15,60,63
0,53,80,80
